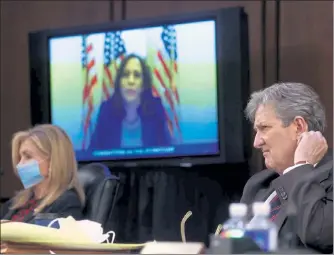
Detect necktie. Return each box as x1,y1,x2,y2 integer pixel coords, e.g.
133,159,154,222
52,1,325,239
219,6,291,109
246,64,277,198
269,194,281,221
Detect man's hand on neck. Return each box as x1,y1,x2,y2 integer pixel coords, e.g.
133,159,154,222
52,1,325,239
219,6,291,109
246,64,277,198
294,131,328,166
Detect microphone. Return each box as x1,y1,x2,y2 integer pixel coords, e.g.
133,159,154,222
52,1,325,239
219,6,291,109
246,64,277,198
180,211,192,243
215,224,223,236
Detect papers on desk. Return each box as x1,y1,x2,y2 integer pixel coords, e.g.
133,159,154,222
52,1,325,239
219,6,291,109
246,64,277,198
0,220,145,251
141,241,204,254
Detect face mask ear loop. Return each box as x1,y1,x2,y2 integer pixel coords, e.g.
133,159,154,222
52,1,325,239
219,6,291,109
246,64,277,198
105,231,116,243
47,218,60,228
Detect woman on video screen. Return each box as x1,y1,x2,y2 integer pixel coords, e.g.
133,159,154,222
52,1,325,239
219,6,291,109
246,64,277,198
89,54,171,151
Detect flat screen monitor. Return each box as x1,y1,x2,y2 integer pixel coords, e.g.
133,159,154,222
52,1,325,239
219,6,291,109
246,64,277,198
29,7,250,167
49,20,219,162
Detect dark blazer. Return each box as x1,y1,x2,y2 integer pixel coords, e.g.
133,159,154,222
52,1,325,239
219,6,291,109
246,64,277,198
0,189,84,223
89,95,171,150
241,151,333,254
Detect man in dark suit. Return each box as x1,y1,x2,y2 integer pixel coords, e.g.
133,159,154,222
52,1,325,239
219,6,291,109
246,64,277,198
241,82,332,254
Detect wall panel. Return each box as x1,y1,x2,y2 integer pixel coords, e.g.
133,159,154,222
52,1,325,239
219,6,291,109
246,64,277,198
279,1,333,146
0,1,111,197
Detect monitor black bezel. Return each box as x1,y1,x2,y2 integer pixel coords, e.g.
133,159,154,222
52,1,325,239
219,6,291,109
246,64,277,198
29,7,249,167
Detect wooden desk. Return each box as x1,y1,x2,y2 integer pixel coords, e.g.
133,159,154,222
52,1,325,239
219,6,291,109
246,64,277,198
1,242,133,254
0,221,144,254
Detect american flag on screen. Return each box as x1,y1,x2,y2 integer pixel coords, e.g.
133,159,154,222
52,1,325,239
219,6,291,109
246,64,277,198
101,31,126,101
81,35,98,149
152,25,182,140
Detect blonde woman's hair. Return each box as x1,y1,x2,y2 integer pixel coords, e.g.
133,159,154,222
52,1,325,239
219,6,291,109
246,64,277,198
10,124,85,214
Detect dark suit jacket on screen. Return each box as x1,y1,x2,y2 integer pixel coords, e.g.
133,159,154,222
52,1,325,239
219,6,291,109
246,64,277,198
241,151,333,254
89,96,171,151
0,189,84,223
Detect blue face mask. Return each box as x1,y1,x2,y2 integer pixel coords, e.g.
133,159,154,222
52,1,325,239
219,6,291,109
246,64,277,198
16,160,44,189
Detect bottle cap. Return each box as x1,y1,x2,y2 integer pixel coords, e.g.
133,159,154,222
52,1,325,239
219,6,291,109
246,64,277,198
252,202,270,216
229,203,247,217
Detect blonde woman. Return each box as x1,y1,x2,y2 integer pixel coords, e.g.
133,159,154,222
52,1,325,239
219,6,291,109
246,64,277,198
0,124,85,222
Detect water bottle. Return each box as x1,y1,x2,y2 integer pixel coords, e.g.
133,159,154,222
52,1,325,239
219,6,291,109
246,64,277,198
245,202,278,252
220,203,247,238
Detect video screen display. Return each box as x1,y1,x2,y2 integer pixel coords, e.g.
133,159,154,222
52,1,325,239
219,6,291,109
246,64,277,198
49,20,219,162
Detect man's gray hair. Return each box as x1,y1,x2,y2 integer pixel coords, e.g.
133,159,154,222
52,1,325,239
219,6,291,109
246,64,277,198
245,82,326,132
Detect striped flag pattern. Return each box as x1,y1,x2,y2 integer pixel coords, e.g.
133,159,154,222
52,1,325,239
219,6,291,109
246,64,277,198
81,28,181,148
81,35,98,149
101,31,126,101
151,25,182,140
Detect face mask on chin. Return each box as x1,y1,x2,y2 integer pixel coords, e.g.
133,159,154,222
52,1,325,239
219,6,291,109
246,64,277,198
16,160,44,189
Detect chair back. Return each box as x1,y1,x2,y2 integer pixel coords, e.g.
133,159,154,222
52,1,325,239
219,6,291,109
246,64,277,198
78,163,120,227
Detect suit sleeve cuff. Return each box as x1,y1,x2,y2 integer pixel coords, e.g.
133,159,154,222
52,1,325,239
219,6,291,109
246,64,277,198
272,164,315,203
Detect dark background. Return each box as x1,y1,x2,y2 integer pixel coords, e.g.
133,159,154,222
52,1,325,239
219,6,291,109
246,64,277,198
1,0,332,243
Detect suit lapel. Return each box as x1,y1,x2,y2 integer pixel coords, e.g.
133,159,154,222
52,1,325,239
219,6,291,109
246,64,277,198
24,199,44,223
3,198,41,223
256,183,286,230
256,186,275,202
22,209,36,223
243,171,277,220
274,153,332,231
3,208,34,222
273,197,287,231
3,209,15,220
245,170,279,202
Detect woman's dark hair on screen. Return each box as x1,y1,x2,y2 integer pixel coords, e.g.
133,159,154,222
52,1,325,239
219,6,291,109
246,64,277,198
89,54,171,150
110,53,156,116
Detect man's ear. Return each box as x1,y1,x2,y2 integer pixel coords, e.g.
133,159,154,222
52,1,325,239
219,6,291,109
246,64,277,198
293,116,308,136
